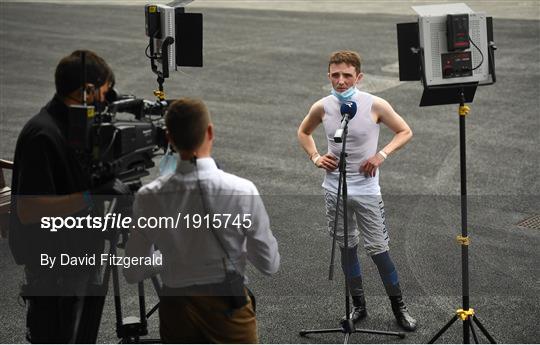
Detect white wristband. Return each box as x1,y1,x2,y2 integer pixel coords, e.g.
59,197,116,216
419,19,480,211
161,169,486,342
311,153,321,165
378,150,388,159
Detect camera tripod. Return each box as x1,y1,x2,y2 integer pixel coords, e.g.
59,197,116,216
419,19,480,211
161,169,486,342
299,115,405,343
76,196,162,344
428,90,496,344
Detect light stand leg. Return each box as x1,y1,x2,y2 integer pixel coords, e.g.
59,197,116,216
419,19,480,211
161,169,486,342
469,319,479,344
464,318,470,344
472,316,496,344
428,315,458,343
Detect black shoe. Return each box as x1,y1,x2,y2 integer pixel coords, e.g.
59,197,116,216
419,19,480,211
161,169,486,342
390,296,417,332
342,276,367,324
342,299,368,323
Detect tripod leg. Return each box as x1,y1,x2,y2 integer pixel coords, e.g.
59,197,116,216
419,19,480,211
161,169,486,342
151,275,162,295
146,302,160,319
464,318,470,344
469,320,479,344
344,332,350,344
354,328,405,338
299,328,344,336
146,275,162,318
428,315,458,344
472,316,496,344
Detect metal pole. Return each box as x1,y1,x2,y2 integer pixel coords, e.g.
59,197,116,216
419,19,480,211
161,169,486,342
459,90,470,344
341,125,351,330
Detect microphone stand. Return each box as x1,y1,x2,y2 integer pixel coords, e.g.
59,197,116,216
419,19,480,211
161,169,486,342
299,116,405,343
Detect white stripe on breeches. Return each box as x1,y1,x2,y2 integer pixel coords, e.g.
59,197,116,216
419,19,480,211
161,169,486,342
324,190,390,255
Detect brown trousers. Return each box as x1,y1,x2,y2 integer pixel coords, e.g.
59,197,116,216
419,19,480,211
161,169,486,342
159,293,258,343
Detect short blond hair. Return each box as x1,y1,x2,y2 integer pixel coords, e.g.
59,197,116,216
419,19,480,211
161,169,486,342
328,50,362,74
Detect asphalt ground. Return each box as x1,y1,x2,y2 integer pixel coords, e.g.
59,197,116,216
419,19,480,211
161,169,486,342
1,1,539,343
5,0,540,20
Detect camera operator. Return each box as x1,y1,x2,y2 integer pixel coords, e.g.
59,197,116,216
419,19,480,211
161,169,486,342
9,49,130,343
297,50,417,331
123,98,280,343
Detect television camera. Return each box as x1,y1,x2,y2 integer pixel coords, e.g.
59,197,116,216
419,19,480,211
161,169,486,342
67,90,170,185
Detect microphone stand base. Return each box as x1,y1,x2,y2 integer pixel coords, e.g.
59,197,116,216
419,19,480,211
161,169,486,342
299,322,405,344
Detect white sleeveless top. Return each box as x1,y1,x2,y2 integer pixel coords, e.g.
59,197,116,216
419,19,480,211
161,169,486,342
321,90,381,195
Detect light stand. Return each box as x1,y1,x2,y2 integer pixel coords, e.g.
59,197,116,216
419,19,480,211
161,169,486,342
427,90,496,344
397,13,498,341
299,116,405,343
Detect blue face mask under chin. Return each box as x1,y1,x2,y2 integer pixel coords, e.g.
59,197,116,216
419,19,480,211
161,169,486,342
332,86,357,102
159,146,178,176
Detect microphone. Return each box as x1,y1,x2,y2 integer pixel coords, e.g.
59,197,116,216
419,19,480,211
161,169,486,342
334,101,357,143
